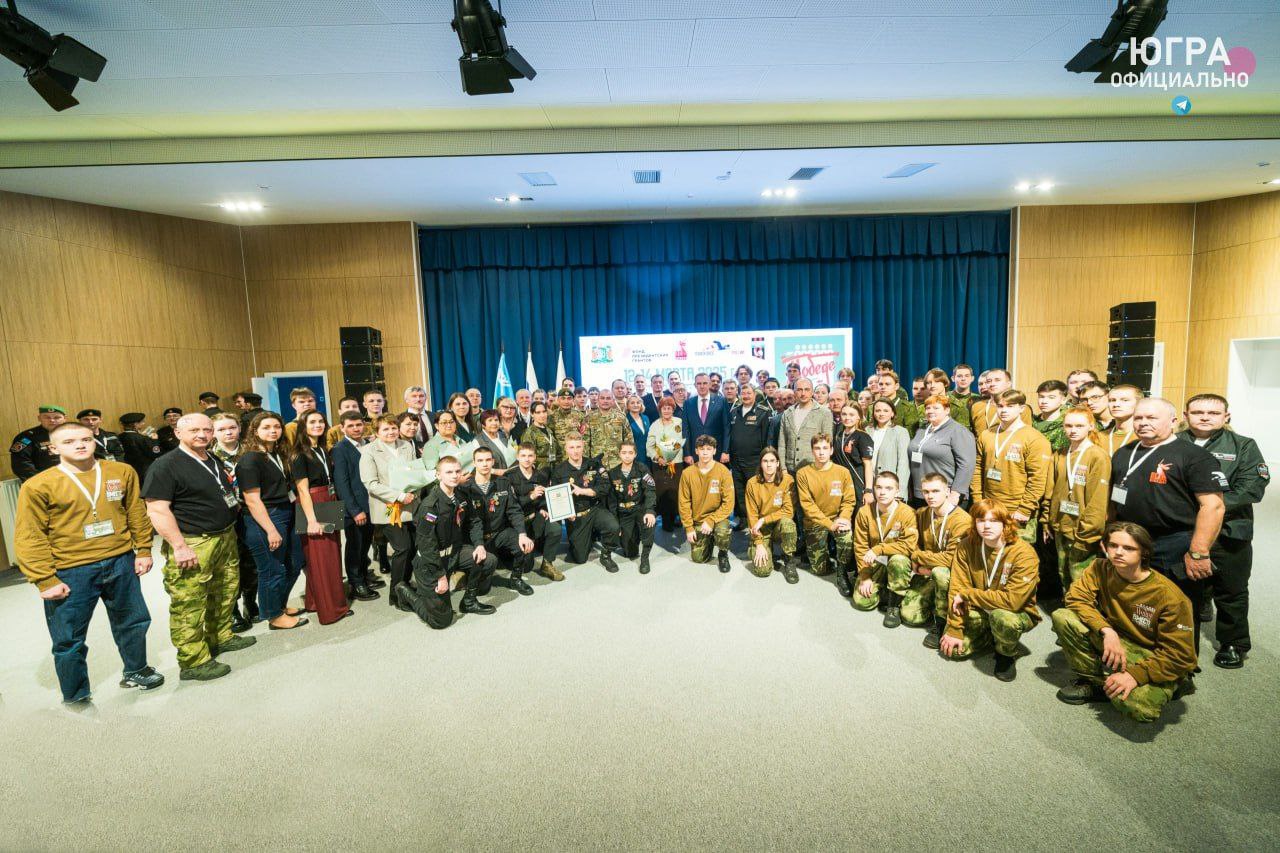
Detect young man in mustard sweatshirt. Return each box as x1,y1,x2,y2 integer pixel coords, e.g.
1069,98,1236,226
795,434,857,591
971,389,1052,546
851,471,919,627
678,435,734,572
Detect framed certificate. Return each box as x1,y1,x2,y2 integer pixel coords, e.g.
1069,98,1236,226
545,482,577,523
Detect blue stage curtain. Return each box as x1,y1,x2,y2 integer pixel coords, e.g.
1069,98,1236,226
419,212,1010,402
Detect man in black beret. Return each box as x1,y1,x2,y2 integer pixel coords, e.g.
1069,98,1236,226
156,407,183,454
118,412,162,481
9,405,66,481
77,408,125,462
198,392,221,416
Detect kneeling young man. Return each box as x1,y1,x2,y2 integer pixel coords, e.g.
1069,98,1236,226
396,456,498,625
745,447,798,583
939,499,1040,682
795,434,856,589
913,473,973,649
678,435,734,572
1051,521,1197,723
551,436,620,572
852,472,919,627
509,443,564,581
608,440,657,574
464,446,535,596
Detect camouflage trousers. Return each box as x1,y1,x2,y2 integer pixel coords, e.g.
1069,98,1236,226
162,525,240,670
946,607,1034,659
803,525,852,576
1055,533,1097,595
851,555,933,625
748,518,797,578
1015,517,1038,546
931,565,952,622
1051,607,1179,723
690,519,732,564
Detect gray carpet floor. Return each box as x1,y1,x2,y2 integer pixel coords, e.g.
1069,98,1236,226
2,496,1277,852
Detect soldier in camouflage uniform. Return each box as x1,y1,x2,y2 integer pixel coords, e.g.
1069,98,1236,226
549,388,587,463
587,390,630,470
524,401,556,471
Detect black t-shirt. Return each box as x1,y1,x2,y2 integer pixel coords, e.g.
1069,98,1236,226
235,450,293,507
289,447,331,488
142,448,239,535
834,427,875,492
1111,437,1227,538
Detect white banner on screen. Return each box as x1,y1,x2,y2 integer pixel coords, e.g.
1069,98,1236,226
578,328,853,390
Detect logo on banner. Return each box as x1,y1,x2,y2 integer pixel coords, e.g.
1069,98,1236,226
751,336,765,360
712,340,730,351
590,346,614,364
776,335,845,387
674,340,688,360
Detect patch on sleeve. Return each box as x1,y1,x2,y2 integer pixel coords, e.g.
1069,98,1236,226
643,474,655,486
1259,463,1270,480
423,512,437,523
10,441,26,453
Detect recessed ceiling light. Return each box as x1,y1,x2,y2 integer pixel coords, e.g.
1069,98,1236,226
761,189,774,198
1014,182,1032,192
219,200,262,212
784,187,798,198
1266,178,1280,185
1036,181,1055,191
494,195,533,203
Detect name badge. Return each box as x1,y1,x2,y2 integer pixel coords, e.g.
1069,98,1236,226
829,482,843,496
1112,486,1127,505
911,451,924,464
773,493,783,507
288,491,297,503
327,485,337,499
105,454,118,462
886,529,898,540
1059,500,1081,517
223,492,240,508
84,519,115,539
709,479,720,494
105,488,123,502
986,468,1003,482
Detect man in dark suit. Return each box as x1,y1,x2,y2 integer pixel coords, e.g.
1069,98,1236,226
331,411,381,600
642,374,664,423
682,372,731,466
401,384,434,453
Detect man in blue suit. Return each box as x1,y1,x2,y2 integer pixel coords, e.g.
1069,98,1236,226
331,411,381,600
682,372,731,466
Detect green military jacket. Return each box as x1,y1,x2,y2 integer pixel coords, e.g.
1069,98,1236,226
1177,428,1269,541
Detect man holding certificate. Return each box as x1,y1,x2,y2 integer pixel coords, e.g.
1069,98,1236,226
551,436,621,572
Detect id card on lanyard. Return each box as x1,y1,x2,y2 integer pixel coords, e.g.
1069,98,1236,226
61,463,114,539
1113,442,1161,506
266,452,295,502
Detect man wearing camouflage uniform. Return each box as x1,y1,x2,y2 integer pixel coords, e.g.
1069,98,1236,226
549,388,587,464
587,389,629,470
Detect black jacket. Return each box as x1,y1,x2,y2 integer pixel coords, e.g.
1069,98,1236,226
1177,428,1269,541
9,425,57,481
509,466,551,517
91,430,126,462
606,462,656,514
551,459,610,514
728,402,772,468
119,430,162,482
462,476,526,537
412,486,484,579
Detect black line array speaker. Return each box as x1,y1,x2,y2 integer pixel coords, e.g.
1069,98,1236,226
1106,302,1155,392
340,326,385,399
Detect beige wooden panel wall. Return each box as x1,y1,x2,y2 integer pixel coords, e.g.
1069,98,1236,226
0,190,254,479
1187,192,1280,400
240,222,423,414
1013,204,1195,403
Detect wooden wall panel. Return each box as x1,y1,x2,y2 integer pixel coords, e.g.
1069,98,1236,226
0,190,254,481
1187,192,1280,395
1012,204,1195,404
241,222,422,410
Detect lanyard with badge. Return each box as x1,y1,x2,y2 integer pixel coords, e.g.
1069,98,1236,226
61,463,114,539
182,447,239,508
872,502,896,564
267,451,296,502
94,434,117,461
931,505,955,549
982,541,1007,588
986,423,1016,482
912,424,938,465
1112,441,1163,506
315,447,336,498
1059,441,1091,517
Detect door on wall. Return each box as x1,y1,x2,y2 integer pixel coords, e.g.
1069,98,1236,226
265,371,331,421
1227,338,1280,479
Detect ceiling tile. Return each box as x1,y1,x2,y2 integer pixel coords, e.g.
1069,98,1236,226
857,15,1076,64
515,21,696,69
605,67,767,102
371,0,597,22
797,0,1008,15
689,17,888,66
139,0,391,27
595,1,805,19
10,0,181,31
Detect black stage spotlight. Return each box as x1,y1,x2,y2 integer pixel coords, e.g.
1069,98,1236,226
451,0,536,95
1066,0,1169,83
0,0,106,110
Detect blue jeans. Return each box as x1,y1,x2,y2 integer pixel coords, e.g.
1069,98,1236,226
244,505,303,620
42,550,152,703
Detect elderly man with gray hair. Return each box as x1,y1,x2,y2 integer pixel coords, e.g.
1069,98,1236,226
1108,397,1227,664
402,384,434,451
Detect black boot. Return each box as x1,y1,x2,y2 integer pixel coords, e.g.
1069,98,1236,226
243,596,261,623
459,593,496,615
639,545,651,575
780,556,799,584
922,615,943,649
882,592,902,629
350,584,379,601
509,572,534,596
1198,597,1214,624
834,568,852,597
230,603,251,634
391,582,416,613
600,550,619,573
367,576,387,590
717,550,731,573
993,653,1017,682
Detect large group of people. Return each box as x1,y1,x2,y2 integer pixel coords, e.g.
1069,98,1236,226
11,360,1269,725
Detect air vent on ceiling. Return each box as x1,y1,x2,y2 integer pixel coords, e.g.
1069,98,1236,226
519,172,557,186
633,170,661,184
885,163,937,179
789,167,825,181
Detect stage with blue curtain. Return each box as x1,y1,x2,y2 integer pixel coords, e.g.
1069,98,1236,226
418,212,1010,401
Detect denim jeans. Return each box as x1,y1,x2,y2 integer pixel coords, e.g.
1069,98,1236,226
244,505,303,620
42,550,152,703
